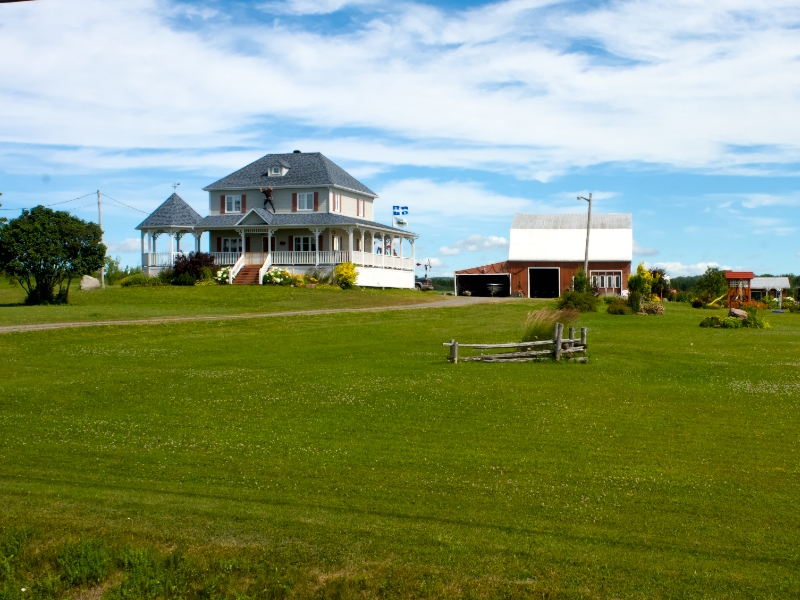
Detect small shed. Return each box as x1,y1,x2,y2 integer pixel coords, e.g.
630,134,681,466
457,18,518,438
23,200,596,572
725,271,754,308
750,276,791,301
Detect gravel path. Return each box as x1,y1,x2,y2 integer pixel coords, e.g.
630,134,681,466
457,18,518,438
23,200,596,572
0,296,518,334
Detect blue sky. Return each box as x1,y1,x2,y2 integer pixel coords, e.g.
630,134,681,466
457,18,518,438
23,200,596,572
1,0,799,277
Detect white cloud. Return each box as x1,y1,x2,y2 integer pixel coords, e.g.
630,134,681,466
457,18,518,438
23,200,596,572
377,179,556,226
740,193,800,208
633,239,659,257
1,0,800,177
646,261,730,277
439,234,509,256
260,0,375,15
105,238,141,253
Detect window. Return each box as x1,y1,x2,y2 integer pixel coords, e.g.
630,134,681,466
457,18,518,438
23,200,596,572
615,275,621,288
298,192,314,211
269,166,282,176
600,275,606,288
293,236,317,252
332,193,341,212
221,238,242,253
332,236,341,251
225,195,242,213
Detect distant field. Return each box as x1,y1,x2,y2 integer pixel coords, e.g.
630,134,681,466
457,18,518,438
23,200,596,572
1,302,799,598
0,280,445,326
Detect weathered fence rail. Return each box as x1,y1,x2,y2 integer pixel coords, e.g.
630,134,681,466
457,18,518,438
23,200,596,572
443,323,587,364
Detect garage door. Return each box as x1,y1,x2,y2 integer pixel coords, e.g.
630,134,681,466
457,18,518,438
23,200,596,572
528,268,560,298
455,274,511,297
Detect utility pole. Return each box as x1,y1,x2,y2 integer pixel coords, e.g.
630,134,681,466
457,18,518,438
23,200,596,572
97,189,105,289
577,193,592,277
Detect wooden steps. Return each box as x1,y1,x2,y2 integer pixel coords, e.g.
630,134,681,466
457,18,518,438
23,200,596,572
233,266,260,285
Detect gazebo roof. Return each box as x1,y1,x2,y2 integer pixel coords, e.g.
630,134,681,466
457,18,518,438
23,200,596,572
725,271,754,280
136,193,203,230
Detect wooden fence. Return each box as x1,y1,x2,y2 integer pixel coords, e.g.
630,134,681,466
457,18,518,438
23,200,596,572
443,323,588,364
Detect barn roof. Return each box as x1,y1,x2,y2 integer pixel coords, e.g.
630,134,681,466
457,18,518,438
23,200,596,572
512,213,632,230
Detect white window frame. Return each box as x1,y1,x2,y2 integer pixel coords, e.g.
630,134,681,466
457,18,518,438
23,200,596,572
221,238,242,253
298,192,314,211
225,195,242,213
332,236,341,251
590,270,623,290
332,193,341,212
269,166,282,176
293,236,317,252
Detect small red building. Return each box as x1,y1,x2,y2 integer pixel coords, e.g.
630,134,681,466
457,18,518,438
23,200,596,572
725,271,754,308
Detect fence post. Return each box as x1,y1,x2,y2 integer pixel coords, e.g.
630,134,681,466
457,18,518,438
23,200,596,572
580,327,587,350
449,339,459,364
553,323,563,361
568,327,575,349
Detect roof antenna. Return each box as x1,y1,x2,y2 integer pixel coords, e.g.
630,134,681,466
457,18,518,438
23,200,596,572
172,183,181,192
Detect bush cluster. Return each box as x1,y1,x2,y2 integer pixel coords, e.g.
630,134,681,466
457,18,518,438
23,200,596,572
691,298,704,308
120,273,163,287
333,262,358,289
700,308,770,329
641,301,665,315
607,299,633,315
557,290,598,312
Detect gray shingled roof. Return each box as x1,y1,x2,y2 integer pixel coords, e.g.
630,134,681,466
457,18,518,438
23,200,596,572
203,152,377,197
136,193,203,229
751,276,791,290
197,209,414,235
512,213,632,230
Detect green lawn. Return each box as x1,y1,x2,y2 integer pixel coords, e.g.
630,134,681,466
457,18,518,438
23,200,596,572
1,301,799,598
0,281,444,326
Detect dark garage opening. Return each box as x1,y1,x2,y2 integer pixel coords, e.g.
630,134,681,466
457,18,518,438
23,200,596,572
529,268,560,298
456,274,511,297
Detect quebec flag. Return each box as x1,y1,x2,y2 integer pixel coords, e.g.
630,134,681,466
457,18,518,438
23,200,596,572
392,205,400,215
401,206,408,215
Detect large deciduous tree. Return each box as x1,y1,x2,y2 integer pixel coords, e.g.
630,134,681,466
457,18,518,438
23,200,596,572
695,266,728,302
0,206,106,305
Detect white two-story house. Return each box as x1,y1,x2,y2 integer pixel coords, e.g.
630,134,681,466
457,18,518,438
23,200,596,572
136,151,418,287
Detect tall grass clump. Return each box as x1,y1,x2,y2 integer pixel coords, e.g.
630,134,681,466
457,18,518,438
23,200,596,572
57,539,110,586
521,308,579,342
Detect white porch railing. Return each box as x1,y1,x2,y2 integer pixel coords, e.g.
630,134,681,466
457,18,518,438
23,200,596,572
257,255,272,286
209,252,240,266
142,252,175,267
229,254,245,284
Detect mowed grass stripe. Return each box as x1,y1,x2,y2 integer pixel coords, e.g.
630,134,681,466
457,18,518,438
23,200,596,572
1,302,799,596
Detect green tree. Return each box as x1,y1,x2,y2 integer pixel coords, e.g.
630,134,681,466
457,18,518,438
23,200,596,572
0,206,106,305
572,268,590,293
695,266,727,301
649,266,669,298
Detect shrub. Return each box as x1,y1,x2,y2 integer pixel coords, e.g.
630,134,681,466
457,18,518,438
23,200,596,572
628,291,642,312
691,298,704,308
157,268,174,285
607,299,633,315
199,266,214,281
334,262,358,289
700,316,722,328
789,303,800,313
721,317,742,328
628,263,653,299
120,273,162,287
641,301,665,315
557,290,598,312
602,295,617,304
743,307,770,329
263,267,292,285
674,291,692,303
572,269,590,293
215,267,230,284
521,308,579,342
57,540,110,586
173,272,195,286
173,252,216,281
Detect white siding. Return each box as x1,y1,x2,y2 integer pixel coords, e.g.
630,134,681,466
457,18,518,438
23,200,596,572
509,228,632,261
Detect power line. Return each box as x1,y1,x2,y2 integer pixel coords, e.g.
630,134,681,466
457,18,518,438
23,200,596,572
100,193,149,214
0,192,96,210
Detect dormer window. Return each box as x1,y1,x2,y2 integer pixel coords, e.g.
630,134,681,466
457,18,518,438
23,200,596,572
269,166,282,176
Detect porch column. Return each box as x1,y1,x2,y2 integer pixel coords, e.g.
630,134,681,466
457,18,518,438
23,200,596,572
411,238,415,263
151,232,156,254
240,229,246,259
399,236,404,258
310,228,324,266
140,230,145,259
345,227,354,259
168,231,175,266
267,228,276,265
360,229,365,264
194,231,201,253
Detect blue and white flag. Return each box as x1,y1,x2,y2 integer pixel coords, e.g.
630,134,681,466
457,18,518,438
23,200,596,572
392,205,400,215
401,206,408,215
